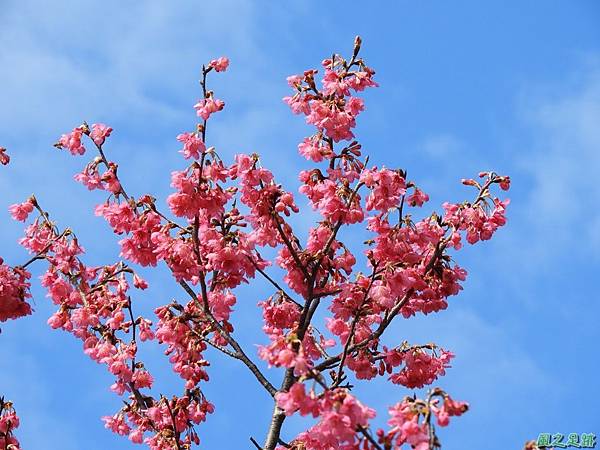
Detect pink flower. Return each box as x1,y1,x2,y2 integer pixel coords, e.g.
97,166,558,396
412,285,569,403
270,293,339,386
102,414,130,436
133,273,148,289
138,318,155,341
387,348,454,388
289,390,376,449
208,56,229,72
322,69,350,96
298,136,333,162
208,290,236,321
95,201,136,234
106,310,125,330
56,126,86,155
118,211,162,267
194,98,225,120
348,69,378,91
176,132,206,159
74,165,103,190
3,40,507,450
361,167,406,212
275,383,319,417
443,196,509,246
90,123,113,147
0,147,9,165
166,165,233,220
407,187,429,207
433,395,469,427
0,404,21,450
47,311,67,329
9,200,34,222
286,74,303,87
128,428,144,444
132,370,154,389
100,168,122,194
498,175,511,191
0,261,32,322
283,93,310,115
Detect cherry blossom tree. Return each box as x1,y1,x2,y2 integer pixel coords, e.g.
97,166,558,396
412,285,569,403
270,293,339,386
0,38,510,450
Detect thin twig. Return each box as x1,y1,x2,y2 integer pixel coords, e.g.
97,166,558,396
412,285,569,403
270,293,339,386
179,279,277,397
248,256,302,308
250,436,263,450
357,425,383,450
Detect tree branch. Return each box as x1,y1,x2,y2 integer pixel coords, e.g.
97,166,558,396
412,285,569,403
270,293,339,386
248,256,302,309
178,279,277,397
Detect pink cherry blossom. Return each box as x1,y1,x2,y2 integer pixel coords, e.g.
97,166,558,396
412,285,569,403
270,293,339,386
298,136,333,162
8,199,34,222
0,399,21,450
177,132,206,159
194,97,225,120
0,260,32,323
56,126,86,155
360,167,406,212
91,123,113,147
208,56,229,72
386,347,454,389
407,187,429,207
0,147,9,165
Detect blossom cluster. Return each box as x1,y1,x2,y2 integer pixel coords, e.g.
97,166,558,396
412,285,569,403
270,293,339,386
276,386,376,448
0,38,510,450
0,257,32,323
6,195,213,448
379,391,468,450
0,397,21,450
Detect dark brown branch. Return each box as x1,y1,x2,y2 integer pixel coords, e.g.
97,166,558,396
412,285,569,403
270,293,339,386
272,214,310,281
312,289,414,374
164,397,184,450
250,436,263,450
178,279,277,397
201,337,239,359
248,256,302,309
334,268,378,387
357,425,383,450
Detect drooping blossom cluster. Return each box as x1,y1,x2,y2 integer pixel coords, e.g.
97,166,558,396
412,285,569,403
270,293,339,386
194,97,225,121
384,344,454,389
0,397,21,450
284,39,377,143
378,390,468,450
274,384,467,450
443,173,510,247
0,38,510,450
276,386,376,449
0,258,31,323
0,154,23,448
8,198,34,222
54,122,113,156
8,196,215,449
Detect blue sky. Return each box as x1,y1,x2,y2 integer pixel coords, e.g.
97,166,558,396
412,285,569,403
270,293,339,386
1,1,599,449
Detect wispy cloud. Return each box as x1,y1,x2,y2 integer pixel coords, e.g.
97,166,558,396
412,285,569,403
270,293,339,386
0,0,264,134
517,59,600,257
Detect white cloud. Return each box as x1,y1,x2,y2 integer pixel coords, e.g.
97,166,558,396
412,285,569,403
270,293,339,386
517,59,600,256
0,0,265,134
